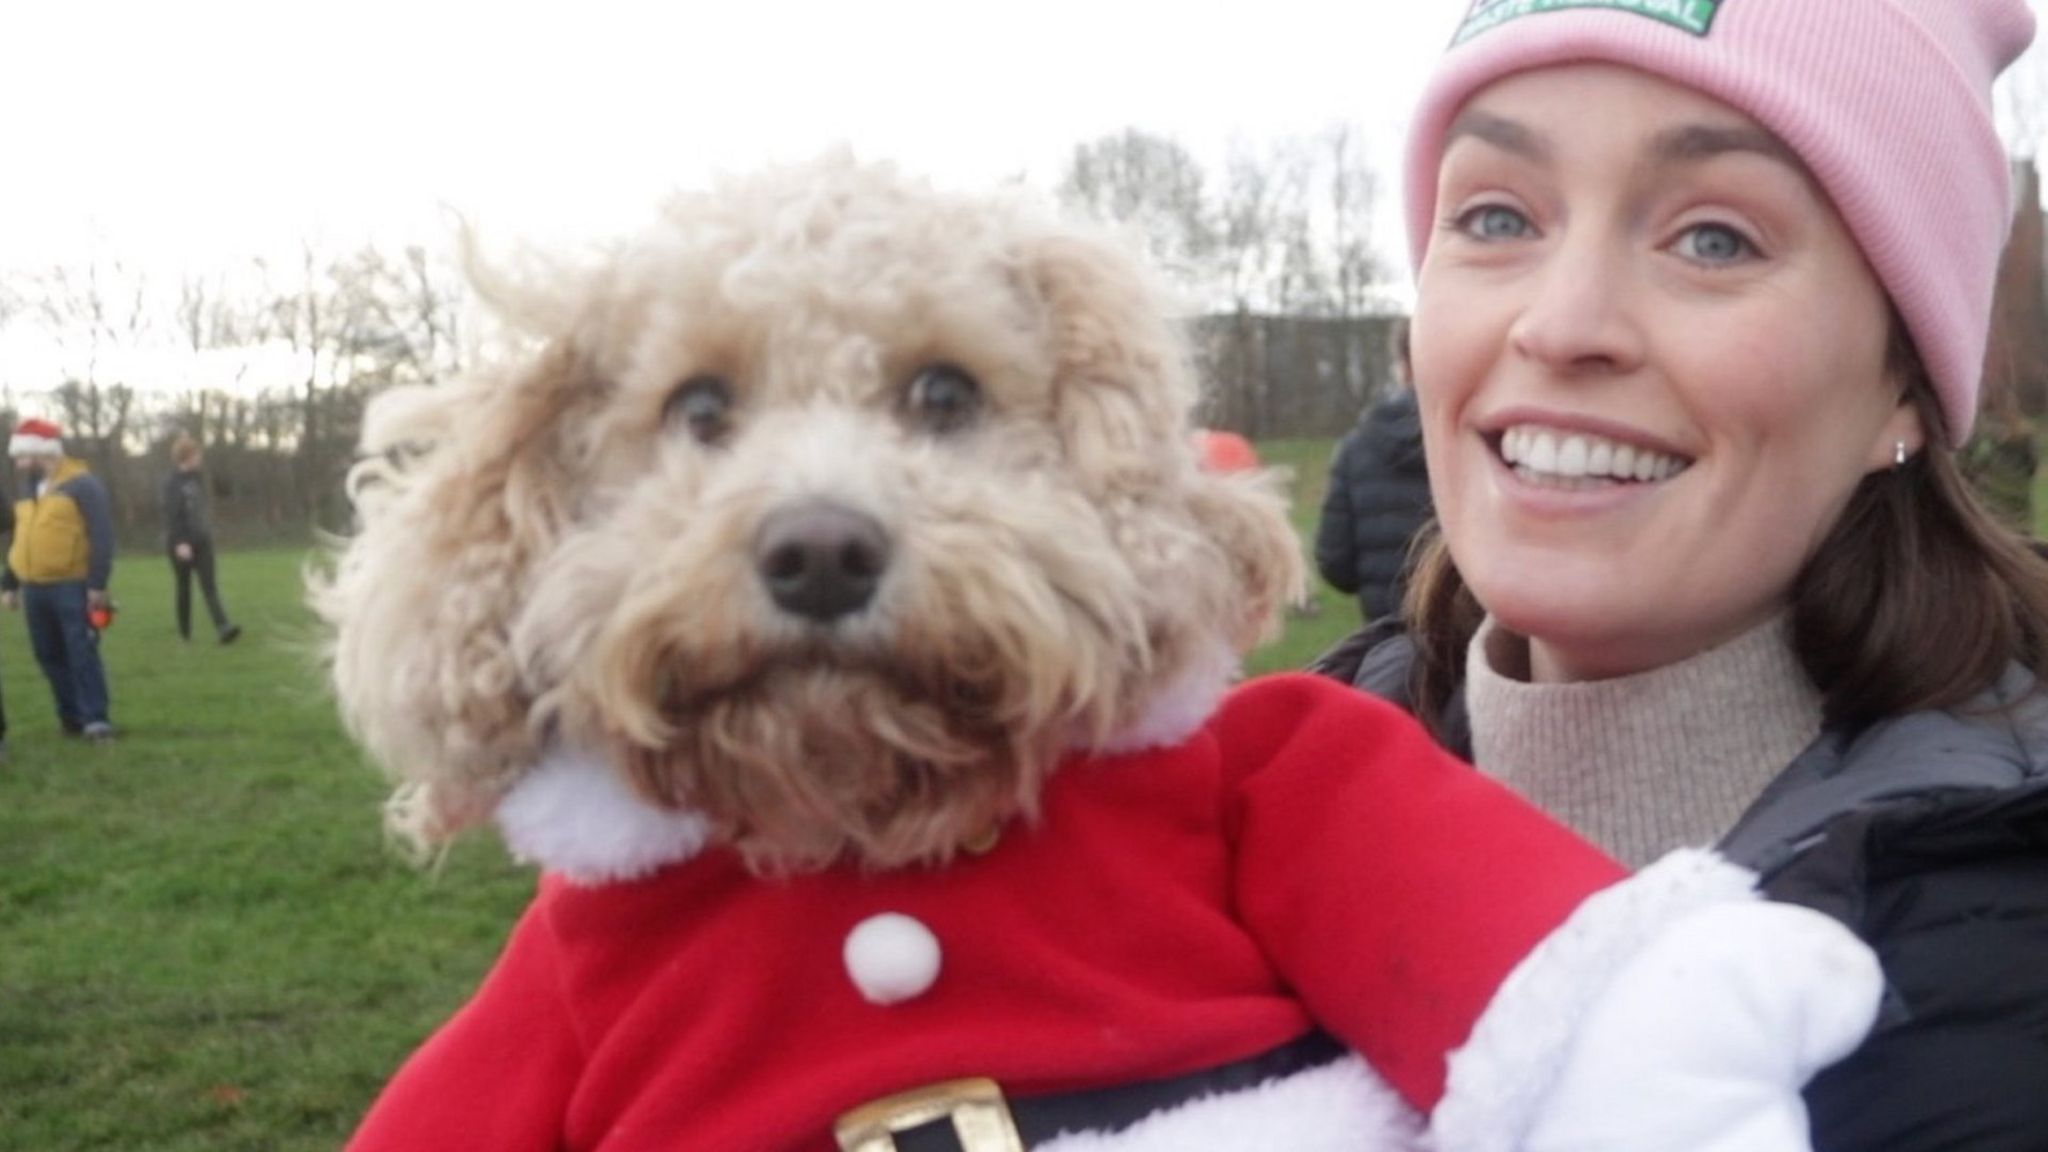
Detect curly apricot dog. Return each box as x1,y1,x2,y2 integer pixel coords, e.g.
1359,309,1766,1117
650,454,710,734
320,157,1875,1152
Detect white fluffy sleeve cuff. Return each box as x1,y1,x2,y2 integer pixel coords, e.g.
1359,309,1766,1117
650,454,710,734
1429,848,1883,1152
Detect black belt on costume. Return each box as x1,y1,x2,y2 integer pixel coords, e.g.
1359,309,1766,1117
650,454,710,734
834,1030,1348,1152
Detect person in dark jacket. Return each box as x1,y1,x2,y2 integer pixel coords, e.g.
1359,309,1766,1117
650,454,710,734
1313,3,2048,1149
1315,328,1431,623
162,432,240,645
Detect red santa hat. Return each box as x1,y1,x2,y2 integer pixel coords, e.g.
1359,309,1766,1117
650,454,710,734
9,418,63,458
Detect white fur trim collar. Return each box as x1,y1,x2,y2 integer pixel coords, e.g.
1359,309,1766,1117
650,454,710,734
1088,635,1239,755
494,745,712,886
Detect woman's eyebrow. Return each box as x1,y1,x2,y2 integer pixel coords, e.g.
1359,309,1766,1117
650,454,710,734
1443,109,1551,165
1648,124,1804,171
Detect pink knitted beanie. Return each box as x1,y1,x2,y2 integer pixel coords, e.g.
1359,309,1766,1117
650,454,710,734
1405,0,2036,444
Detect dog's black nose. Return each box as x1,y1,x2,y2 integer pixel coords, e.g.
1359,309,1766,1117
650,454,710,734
755,501,892,622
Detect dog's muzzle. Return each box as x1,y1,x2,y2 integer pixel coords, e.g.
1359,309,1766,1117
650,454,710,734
755,499,892,622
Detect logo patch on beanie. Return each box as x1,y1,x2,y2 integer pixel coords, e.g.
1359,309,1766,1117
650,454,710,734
1454,0,1725,45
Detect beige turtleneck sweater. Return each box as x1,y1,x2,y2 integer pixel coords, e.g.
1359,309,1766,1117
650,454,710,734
1465,614,1824,868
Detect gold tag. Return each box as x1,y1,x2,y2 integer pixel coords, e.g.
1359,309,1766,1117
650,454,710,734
960,824,1002,856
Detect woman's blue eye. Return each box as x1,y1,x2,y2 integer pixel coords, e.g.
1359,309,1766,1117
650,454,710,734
1460,204,1531,241
1677,223,1754,264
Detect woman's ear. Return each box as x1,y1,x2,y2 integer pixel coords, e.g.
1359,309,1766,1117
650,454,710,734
1866,395,1931,472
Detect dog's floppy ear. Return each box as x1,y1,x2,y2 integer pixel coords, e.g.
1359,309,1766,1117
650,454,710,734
1021,231,1196,488
1020,226,1304,656
1186,468,1308,654
316,338,604,849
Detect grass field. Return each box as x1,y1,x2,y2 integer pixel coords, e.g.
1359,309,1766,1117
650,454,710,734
0,439,1365,1150
0,547,541,1150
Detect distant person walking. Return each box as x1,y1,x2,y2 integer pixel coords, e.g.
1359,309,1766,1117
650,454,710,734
163,432,241,645
2,418,116,742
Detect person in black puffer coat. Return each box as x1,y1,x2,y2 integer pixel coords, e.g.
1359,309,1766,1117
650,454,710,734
1314,375,1431,625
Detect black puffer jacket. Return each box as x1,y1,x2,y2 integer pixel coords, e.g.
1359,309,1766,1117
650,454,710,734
1314,391,1432,622
1313,621,2048,1151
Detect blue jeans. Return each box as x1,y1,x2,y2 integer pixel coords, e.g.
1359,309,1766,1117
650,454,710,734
23,581,109,729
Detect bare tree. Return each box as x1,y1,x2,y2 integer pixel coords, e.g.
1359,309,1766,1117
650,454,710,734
0,232,472,540
1057,130,1215,281
397,243,464,382
174,272,258,359
1234,126,1382,320
250,240,467,527
1322,124,1383,321
168,269,270,447
256,243,355,523
0,273,22,332
1212,140,1315,314
33,257,151,392
335,244,464,389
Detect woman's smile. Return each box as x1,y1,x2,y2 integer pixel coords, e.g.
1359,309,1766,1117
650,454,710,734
1493,423,1692,489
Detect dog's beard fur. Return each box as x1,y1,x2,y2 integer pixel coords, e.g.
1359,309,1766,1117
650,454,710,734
629,665,1057,874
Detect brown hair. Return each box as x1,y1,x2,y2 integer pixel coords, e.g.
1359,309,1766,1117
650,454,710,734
170,432,202,469
1402,329,2048,738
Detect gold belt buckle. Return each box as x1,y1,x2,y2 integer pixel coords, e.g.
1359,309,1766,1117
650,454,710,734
834,1077,1026,1152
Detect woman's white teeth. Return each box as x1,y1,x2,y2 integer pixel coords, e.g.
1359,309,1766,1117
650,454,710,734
1500,426,1686,482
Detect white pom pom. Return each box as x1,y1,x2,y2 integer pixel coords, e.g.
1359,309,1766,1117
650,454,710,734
843,912,942,1005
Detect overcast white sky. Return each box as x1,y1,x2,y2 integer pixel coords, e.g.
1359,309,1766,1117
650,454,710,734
2,0,2043,402
0,0,1481,276
9,0,2048,275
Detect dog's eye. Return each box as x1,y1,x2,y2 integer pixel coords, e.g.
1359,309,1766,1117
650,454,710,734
903,364,982,434
664,375,734,444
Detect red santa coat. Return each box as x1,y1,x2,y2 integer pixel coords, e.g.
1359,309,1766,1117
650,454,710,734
346,674,1625,1151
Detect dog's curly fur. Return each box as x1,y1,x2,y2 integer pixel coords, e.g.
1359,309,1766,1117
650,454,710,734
315,156,1303,873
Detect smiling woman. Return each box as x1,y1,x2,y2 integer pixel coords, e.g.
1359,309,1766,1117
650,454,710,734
1317,1,2048,1149
1418,64,1912,684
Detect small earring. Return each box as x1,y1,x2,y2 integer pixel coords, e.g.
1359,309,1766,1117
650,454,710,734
1894,440,1909,467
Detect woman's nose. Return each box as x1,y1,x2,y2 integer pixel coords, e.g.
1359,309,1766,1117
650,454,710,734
1506,235,1646,376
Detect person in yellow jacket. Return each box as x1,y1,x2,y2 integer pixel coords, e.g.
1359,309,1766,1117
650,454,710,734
2,418,115,742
